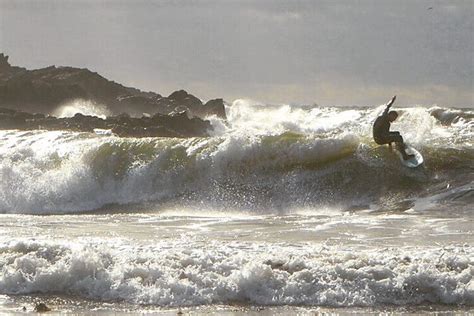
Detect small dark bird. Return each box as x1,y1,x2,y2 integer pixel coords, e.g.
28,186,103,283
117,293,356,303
427,7,433,10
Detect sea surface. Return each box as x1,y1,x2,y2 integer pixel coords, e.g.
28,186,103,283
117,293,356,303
0,101,473,314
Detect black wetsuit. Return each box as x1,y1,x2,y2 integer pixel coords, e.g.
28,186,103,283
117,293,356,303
373,108,403,145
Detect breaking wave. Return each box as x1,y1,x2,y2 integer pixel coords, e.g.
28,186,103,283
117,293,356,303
0,101,472,214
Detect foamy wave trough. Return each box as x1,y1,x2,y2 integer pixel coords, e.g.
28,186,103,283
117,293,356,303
0,239,472,306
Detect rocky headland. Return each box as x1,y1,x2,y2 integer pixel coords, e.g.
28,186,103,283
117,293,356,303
0,53,226,137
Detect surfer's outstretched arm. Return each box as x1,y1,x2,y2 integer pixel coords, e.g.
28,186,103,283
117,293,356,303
383,95,396,115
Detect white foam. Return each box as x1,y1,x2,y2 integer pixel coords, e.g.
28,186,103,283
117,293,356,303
53,99,111,119
0,128,361,213
223,99,364,136
0,104,471,214
0,239,472,307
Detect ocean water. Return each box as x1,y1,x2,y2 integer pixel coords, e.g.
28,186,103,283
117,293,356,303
0,101,473,314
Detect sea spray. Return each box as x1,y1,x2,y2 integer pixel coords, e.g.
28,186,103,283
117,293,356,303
0,104,472,214
53,99,112,119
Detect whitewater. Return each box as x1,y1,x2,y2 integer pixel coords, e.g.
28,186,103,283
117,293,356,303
0,100,473,314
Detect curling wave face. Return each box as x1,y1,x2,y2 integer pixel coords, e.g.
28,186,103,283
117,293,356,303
0,100,472,214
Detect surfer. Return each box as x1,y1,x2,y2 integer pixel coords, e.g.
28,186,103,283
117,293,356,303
373,96,414,160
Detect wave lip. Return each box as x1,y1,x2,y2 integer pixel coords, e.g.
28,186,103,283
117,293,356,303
1,240,472,307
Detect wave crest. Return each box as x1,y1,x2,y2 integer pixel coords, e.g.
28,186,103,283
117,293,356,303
0,104,472,214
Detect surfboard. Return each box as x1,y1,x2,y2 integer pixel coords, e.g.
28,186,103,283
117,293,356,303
395,145,423,168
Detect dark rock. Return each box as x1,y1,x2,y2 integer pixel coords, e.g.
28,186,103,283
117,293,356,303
168,89,203,107
0,54,159,115
202,98,226,118
0,53,9,69
116,112,131,119
0,107,16,115
34,302,51,312
0,108,29,129
14,110,37,121
0,106,211,138
0,53,227,120
116,94,162,115
154,92,227,120
66,112,106,131
151,110,211,137
154,90,203,116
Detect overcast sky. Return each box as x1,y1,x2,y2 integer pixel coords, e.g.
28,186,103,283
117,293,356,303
1,0,473,107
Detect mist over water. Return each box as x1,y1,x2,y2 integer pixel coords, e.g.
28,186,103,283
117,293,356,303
0,101,473,311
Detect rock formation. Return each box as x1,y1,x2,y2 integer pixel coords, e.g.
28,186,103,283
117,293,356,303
34,302,51,312
0,107,212,138
156,90,227,118
0,53,226,120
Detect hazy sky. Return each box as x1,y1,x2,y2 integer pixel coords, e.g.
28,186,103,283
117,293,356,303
1,0,473,107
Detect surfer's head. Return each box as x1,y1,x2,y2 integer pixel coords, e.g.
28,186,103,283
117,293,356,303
388,111,398,122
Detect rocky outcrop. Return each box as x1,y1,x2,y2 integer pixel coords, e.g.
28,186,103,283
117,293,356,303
202,98,227,118
154,90,227,119
34,303,51,312
0,107,211,138
0,53,27,78
0,53,11,71
0,53,227,119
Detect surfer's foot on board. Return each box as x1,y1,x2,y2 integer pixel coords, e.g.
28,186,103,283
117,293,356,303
396,143,415,160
